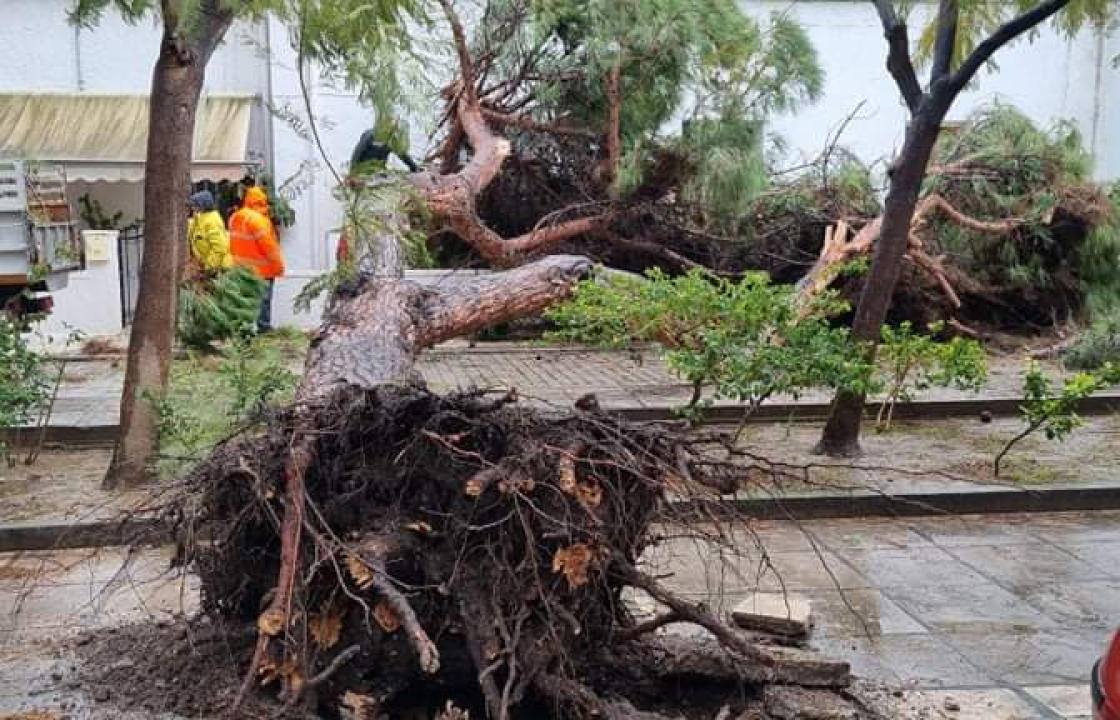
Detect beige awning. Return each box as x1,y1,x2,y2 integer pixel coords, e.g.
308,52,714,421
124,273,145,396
0,93,256,182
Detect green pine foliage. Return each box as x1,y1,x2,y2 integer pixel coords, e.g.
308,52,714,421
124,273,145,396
924,105,1118,321
475,0,822,229
178,267,266,351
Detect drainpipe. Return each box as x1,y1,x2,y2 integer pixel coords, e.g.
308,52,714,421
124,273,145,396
263,17,277,180
1089,26,1104,176
74,24,85,91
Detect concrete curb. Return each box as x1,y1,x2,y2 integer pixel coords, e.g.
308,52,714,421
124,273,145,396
0,424,119,449
703,484,1120,520
4,485,1119,552
610,393,1120,424
0,517,169,553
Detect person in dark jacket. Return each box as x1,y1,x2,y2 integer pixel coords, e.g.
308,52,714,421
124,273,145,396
349,114,419,173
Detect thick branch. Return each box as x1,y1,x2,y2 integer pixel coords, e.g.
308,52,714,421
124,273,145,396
796,193,1020,312
931,0,959,81
948,0,1072,94
446,211,610,265
915,193,1021,234
481,108,599,138
193,0,236,62
438,0,477,105
422,255,591,344
871,0,923,113
795,219,878,307
604,49,623,184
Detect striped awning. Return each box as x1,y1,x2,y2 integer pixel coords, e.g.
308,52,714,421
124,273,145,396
0,93,256,182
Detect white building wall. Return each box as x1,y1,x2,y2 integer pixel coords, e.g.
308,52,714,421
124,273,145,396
753,2,1113,180
0,2,266,95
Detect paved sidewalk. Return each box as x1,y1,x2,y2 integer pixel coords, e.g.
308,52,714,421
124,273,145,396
1,511,1115,718
39,347,1100,428
644,510,1120,718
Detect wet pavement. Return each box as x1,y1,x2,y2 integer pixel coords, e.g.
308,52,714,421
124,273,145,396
641,510,1120,718
1,511,1116,718
42,348,1088,428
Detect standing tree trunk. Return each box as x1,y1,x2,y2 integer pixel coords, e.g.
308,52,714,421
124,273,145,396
814,0,1073,456
107,7,233,488
815,112,945,456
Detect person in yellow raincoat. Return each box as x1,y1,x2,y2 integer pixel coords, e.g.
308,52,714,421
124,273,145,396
186,190,233,271
229,186,285,332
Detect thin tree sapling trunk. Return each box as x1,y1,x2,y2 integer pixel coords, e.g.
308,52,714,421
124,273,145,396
815,0,1073,456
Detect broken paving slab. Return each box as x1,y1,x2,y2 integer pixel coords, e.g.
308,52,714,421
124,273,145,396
764,685,861,720
732,591,813,638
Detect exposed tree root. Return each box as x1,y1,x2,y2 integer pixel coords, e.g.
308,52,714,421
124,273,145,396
173,386,851,718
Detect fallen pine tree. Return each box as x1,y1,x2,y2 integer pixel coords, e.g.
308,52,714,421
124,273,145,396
786,106,1120,336
147,12,860,709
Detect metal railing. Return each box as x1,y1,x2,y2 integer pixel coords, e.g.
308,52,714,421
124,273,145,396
118,226,143,326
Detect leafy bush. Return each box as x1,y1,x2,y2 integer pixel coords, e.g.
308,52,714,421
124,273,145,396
548,269,989,426
995,361,1120,476
156,334,301,476
0,315,50,461
875,322,987,429
546,268,873,420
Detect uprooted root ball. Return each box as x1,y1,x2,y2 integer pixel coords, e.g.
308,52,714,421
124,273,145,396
171,386,833,719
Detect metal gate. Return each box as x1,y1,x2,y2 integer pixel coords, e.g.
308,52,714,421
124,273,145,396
118,225,143,326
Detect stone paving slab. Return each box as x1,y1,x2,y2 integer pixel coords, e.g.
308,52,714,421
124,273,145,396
2,510,1115,718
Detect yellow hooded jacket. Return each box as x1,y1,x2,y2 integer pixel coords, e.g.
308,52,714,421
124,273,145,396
187,210,233,270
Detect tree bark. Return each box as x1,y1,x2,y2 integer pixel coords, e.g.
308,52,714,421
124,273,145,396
107,10,232,488
816,0,1072,457
814,111,946,457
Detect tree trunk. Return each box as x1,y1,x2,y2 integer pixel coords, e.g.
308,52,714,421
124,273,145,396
814,110,945,457
106,20,228,488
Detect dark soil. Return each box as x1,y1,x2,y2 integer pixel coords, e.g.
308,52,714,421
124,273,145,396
71,619,258,718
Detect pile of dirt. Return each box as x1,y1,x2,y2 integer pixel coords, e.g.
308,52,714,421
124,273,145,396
72,619,256,718
157,385,854,718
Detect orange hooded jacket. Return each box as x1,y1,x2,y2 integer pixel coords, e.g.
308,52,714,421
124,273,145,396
229,187,285,279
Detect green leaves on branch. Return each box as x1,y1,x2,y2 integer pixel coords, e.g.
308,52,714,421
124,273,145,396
0,316,50,434
547,269,988,426
995,361,1120,476
480,0,821,225
875,321,987,430
547,268,864,415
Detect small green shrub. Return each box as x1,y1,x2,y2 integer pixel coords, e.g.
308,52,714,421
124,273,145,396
875,322,988,429
995,361,1120,476
546,267,874,422
548,269,990,429
156,334,300,476
0,315,50,463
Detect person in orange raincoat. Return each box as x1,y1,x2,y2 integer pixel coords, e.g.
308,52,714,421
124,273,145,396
229,186,285,332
